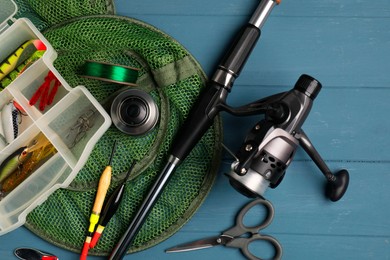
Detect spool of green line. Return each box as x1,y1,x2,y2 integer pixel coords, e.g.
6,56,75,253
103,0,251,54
79,61,139,86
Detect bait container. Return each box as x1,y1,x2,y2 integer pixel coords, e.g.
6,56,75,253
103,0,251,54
0,0,111,235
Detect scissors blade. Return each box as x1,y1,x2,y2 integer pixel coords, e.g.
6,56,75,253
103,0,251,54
165,236,223,253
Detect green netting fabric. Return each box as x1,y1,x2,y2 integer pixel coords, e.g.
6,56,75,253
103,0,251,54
13,0,115,31
23,14,223,255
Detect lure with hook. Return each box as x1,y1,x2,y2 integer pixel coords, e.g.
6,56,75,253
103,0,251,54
0,146,30,184
0,132,6,150
0,132,53,193
1,137,56,194
0,131,50,185
26,132,52,153
1,101,24,144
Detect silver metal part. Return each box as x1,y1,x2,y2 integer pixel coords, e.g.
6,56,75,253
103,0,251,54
249,0,278,29
256,128,299,163
227,161,270,196
261,130,298,163
110,89,159,136
212,67,237,89
168,154,181,166
227,128,299,197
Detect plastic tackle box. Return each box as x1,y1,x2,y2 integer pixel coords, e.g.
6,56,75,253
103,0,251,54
0,0,111,235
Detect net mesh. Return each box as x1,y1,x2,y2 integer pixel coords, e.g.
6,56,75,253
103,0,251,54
13,5,223,256
13,0,115,30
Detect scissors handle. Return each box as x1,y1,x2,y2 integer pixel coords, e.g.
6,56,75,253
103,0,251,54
227,233,282,260
223,199,282,259
224,198,274,238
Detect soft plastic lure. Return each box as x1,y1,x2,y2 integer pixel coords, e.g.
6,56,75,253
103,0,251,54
29,71,61,111
0,39,46,81
0,50,45,90
0,146,30,183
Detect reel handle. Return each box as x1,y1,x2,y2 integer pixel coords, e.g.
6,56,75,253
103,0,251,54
298,130,349,201
326,169,349,202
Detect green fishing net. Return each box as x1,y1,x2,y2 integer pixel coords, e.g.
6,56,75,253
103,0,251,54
11,0,223,256
13,0,115,30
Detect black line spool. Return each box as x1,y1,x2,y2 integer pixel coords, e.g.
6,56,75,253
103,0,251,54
110,89,159,136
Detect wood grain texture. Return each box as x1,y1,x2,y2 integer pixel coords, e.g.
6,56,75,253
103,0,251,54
0,0,389,259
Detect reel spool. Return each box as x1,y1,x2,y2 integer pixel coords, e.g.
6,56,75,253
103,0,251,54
110,89,159,136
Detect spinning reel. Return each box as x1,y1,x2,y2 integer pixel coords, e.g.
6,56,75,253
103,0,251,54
225,74,349,202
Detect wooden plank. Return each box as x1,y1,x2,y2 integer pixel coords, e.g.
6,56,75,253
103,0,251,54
1,0,389,260
221,86,390,162
1,161,388,260
169,161,390,259
115,0,390,18
118,14,390,88
183,162,390,236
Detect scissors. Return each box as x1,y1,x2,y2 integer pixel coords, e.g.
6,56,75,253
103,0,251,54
166,198,282,260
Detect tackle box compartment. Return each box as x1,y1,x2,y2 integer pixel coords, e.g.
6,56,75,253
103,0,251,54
0,0,111,235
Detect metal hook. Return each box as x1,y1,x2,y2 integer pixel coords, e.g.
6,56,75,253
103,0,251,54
66,109,97,148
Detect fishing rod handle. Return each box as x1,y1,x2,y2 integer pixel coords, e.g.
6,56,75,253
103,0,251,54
171,0,280,161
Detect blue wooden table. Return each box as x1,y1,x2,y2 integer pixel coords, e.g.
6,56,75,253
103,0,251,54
1,0,390,259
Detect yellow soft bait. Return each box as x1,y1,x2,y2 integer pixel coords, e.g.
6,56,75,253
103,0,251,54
0,39,45,81
0,50,45,89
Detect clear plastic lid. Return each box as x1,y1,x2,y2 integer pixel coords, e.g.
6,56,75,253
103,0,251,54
0,0,17,31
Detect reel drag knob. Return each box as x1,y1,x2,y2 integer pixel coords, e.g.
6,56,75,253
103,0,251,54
294,74,322,100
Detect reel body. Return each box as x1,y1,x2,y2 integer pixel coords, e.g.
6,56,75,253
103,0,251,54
228,125,298,198
225,74,349,201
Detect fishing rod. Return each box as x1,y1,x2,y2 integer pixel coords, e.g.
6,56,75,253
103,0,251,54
109,0,281,259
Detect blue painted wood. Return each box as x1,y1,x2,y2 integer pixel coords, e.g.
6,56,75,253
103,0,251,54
115,0,390,17
1,0,390,259
113,15,390,88
222,87,390,162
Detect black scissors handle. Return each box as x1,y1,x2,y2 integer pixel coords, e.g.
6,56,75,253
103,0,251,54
224,199,275,237
223,199,282,259
227,234,282,260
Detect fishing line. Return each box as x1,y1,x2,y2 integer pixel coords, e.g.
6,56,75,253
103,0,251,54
79,61,139,86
